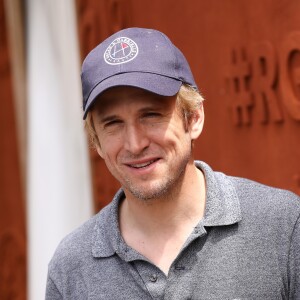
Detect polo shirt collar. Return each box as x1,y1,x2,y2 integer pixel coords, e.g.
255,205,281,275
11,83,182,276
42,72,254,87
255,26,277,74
92,161,242,258
196,161,242,227
92,189,125,258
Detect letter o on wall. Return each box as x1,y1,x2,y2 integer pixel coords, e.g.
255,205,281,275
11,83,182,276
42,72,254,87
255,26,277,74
280,31,300,121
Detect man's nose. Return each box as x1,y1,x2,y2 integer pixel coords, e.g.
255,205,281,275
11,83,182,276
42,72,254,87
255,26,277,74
124,124,150,154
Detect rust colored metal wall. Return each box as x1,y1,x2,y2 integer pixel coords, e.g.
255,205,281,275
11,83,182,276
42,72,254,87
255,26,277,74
0,0,27,298
76,0,300,210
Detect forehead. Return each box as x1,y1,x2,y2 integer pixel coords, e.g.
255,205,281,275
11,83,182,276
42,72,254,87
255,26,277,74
92,86,175,113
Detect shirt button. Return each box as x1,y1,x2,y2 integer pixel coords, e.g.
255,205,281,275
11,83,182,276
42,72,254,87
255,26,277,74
149,274,157,282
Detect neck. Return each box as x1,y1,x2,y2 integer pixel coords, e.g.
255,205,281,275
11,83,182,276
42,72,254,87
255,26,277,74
119,161,206,235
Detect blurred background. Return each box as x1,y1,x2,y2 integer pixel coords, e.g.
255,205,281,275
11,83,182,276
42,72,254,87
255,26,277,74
1,0,300,299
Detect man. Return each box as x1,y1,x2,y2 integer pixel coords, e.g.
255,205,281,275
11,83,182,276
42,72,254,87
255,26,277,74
46,28,300,299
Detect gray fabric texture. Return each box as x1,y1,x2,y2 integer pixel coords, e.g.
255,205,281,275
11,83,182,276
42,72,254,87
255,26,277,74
46,161,300,299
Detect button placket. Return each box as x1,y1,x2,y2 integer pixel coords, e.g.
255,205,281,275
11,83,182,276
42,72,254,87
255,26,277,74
133,260,167,299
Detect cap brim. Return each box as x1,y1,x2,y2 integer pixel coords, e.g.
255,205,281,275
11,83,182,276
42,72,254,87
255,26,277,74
83,72,182,119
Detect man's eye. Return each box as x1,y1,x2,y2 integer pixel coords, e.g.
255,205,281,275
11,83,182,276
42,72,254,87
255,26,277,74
104,120,122,127
143,112,161,118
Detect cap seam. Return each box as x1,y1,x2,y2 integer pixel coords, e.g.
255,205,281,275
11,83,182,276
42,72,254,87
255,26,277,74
158,32,178,78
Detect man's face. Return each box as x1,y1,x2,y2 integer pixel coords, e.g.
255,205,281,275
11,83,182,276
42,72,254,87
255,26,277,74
91,86,203,201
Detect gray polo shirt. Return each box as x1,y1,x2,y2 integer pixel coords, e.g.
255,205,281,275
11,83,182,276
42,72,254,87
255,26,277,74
46,161,300,299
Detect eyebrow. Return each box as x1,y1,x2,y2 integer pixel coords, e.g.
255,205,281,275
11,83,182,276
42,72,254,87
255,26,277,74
99,115,120,124
138,104,162,112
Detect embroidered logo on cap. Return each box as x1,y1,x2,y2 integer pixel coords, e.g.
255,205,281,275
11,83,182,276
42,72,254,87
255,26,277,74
104,37,138,65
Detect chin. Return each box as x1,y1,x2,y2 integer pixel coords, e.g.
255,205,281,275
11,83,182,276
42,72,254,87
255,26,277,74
125,179,176,201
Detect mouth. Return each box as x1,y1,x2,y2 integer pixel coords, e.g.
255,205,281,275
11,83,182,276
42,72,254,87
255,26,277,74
126,158,159,169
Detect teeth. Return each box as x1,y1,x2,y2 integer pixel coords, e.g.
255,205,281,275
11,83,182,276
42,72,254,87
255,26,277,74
130,159,156,168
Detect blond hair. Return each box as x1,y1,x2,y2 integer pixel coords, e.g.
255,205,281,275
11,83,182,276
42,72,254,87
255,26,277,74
85,84,204,148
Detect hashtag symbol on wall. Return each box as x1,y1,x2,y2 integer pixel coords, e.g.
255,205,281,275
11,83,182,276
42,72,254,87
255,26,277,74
226,48,253,126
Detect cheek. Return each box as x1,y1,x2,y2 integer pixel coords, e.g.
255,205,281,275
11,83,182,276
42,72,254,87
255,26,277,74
98,134,123,160
151,124,190,153
167,118,189,140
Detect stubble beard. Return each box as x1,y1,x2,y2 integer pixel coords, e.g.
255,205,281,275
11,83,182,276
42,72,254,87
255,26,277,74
123,151,191,201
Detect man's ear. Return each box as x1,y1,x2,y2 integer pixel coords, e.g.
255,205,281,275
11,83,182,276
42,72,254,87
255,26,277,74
189,106,205,140
89,113,105,159
95,142,104,159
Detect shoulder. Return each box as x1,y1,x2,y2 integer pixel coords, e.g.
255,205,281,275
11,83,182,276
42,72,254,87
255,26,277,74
197,160,300,226
227,175,300,224
46,190,125,295
228,175,300,206
48,202,112,275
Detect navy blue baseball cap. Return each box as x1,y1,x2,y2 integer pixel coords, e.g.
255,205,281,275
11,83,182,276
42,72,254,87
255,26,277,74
81,27,198,119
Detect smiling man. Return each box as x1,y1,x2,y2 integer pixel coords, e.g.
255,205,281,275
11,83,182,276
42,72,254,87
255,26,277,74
46,28,300,299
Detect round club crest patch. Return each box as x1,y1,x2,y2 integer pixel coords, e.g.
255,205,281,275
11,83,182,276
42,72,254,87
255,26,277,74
104,37,139,65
